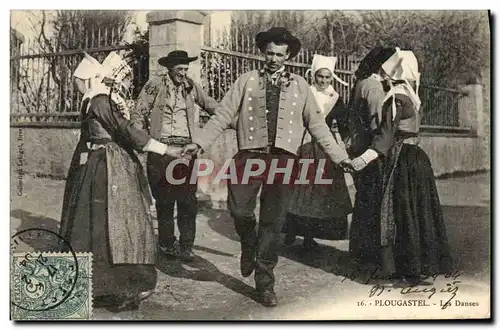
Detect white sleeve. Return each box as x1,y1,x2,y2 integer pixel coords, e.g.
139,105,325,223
142,139,168,155
359,149,379,164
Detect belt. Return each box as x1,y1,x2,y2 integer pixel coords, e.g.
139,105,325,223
86,142,109,150
160,136,192,146
247,146,286,154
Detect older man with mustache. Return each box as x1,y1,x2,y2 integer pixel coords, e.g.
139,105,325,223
130,50,218,262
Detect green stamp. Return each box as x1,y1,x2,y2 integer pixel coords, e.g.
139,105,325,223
11,252,93,320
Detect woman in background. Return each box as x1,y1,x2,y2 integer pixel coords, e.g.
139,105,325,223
283,54,353,249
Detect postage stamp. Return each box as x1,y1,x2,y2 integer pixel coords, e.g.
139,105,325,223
10,252,93,320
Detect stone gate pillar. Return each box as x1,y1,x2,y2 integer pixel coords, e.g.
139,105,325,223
146,10,208,83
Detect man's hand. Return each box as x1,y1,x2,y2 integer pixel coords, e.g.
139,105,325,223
351,157,368,172
182,143,200,158
338,159,354,173
164,146,184,158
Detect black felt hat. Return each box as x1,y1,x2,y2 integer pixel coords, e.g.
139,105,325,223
255,27,301,58
158,50,198,68
355,47,396,79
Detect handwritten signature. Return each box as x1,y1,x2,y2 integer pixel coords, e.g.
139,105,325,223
368,271,461,310
369,281,460,310
342,267,462,310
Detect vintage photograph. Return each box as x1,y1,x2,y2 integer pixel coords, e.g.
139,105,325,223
9,9,491,320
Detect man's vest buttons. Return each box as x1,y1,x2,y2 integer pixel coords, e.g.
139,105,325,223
249,136,254,141
250,127,255,132
248,106,253,111
249,116,254,121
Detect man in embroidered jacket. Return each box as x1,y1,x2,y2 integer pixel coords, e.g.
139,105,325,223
130,50,218,262
182,28,352,307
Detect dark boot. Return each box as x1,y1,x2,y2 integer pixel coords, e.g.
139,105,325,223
259,290,278,307
159,241,180,259
241,240,256,277
180,248,196,262
233,215,258,278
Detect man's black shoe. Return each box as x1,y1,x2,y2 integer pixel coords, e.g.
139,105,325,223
180,249,196,262
159,244,180,259
259,290,278,307
240,244,255,277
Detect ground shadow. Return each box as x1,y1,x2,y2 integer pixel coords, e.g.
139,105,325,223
203,207,240,242
203,202,490,282
203,206,379,284
11,209,61,251
192,244,235,258
155,254,259,303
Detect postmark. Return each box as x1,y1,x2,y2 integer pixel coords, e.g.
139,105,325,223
10,228,93,320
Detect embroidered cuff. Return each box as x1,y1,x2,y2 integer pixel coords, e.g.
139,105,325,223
359,149,379,164
143,139,168,155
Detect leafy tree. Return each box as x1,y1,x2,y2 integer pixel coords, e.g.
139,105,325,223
12,10,136,115
228,10,490,87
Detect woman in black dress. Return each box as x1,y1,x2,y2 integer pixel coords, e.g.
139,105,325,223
350,48,452,286
59,51,184,311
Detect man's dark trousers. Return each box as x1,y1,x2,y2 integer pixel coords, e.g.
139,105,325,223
147,151,197,252
228,149,298,293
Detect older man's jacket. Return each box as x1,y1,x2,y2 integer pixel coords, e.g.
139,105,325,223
192,70,349,164
130,74,218,139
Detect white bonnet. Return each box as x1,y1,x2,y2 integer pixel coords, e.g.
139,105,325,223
381,48,420,82
73,53,102,80
309,54,349,86
100,51,133,83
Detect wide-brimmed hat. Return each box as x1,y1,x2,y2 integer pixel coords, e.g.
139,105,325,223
355,47,396,79
255,27,301,58
158,50,198,68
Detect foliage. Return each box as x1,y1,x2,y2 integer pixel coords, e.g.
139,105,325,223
11,10,139,115
229,10,490,87
129,27,149,98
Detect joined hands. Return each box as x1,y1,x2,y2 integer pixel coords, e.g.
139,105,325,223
338,157,368,173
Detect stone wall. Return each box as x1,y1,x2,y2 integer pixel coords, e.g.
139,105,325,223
10,126,489,195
